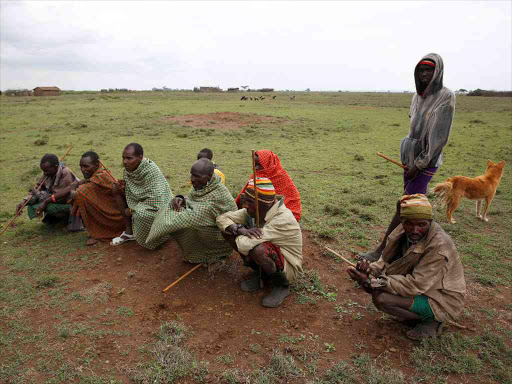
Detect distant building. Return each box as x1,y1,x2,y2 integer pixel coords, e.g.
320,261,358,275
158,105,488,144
227,87,239,92
33,86,60,96
199,86,221,93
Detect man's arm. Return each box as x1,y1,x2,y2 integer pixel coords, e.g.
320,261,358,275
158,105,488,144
381,252,448,297
414,92,455,169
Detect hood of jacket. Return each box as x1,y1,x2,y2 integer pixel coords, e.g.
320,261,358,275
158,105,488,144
414,53,444,96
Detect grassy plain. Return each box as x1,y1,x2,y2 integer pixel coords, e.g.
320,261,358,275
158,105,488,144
0,91,511,383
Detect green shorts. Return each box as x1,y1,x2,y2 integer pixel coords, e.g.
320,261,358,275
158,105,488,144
27,202,70,220
410,295,435,322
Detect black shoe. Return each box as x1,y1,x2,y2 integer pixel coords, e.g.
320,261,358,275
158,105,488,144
357,250,381,262
262,285,290,308
240,273,261,292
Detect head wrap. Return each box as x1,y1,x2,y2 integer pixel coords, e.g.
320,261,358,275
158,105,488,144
418,59,436,68
245,177,276,204
400,194,432,220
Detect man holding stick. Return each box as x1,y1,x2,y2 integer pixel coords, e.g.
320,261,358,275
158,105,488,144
348,194,465,340
360,53,455,261
217,178,303,308
15,153,82,231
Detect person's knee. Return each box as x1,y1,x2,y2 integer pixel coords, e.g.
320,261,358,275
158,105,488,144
372,290,389,310
249,244,265,261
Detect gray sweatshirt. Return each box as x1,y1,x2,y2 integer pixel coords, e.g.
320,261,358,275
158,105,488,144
400,53,456,170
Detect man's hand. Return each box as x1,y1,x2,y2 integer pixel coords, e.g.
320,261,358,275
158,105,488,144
36,200,49,217
15,202,25,216
238,227,263,239
124,208,132,217
171,197,185,210
405,164,420,180
347,266,373,294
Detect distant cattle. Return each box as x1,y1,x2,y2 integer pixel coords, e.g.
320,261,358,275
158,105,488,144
290,95,296,100
260,96,265,100
272,95,276,99
240,96,248,100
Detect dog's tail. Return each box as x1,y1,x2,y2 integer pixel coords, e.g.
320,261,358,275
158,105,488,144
431,182,453,206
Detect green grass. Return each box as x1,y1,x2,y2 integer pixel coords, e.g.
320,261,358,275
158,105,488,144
0,91,511,383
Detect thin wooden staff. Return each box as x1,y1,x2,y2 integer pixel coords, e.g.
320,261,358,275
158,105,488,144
99,160,117,182
0,145,73,237
377,152,406,170
324,247,356,267
251,149,260,228
324,247,469,330
163,263,202,292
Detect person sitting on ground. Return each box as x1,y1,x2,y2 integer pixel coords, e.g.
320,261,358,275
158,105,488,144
217,177,303,308
69,151,126,246
111,143,173,249
235,150,302,222
146,158,237,264
15,153,82,231
197,147,226,185
347,194,465,341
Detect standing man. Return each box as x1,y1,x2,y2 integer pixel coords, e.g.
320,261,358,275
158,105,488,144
360,53,456,261
348,194,465,340
111,143,173,249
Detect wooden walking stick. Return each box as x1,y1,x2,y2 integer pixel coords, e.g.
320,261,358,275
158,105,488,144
251,150,260,227
251,150,265,288
0,145,73,237
377,152,407,170
324,247,356,267
99,160,117,182
163,264,202,292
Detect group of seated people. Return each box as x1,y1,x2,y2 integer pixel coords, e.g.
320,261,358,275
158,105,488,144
15,143,465,339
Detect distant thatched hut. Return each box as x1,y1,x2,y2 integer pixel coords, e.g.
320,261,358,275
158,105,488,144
33,86,60,96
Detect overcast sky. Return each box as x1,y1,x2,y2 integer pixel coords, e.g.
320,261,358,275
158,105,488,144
1,1,511,92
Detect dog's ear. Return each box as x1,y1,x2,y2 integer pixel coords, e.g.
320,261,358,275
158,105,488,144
487,160,492,167
498,160,506,168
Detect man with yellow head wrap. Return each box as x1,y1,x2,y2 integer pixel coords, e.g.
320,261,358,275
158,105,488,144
347,194,465,340
216,177,302,308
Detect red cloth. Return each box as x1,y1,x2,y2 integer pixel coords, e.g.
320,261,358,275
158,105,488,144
235,150,302,221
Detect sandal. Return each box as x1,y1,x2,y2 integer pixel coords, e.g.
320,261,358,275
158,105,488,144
110,231,135,246
406,321,444,341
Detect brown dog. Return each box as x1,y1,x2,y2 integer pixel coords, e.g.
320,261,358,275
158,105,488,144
431,160,506,223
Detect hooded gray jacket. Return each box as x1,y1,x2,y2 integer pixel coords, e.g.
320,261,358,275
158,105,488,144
400,53,455,169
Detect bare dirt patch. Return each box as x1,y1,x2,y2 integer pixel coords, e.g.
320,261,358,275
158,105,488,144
17,231,511,382
164,112,290,131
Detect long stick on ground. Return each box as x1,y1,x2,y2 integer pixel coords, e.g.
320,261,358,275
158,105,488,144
163,263,203,292
251,149,260,228
377,152,407,170
324,247,356,267
0,145,73,237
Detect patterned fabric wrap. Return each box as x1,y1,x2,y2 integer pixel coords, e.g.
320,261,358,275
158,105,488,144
27,202,70,219
245,177,276,204
403,167,437,195
235,150,302,221
25,164,78,204
124,158,173,250
258,242,285,271
400,194,432,220
147,173,237,263
73,169,125,239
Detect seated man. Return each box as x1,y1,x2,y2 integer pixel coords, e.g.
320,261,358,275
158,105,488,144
111,143,173,250
197,147,226,185
70,151,126,246
15,153,82,231
217,177,303,308
347,194,466,340
146,158,237,263
235,150,302,222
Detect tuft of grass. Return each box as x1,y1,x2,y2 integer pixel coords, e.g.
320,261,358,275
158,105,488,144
35,275,60,288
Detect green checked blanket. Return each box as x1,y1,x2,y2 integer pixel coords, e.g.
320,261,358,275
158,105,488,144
147,173,237,263
125,158,173,250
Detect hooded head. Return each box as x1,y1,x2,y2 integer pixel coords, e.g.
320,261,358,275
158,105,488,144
414,53,444,96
